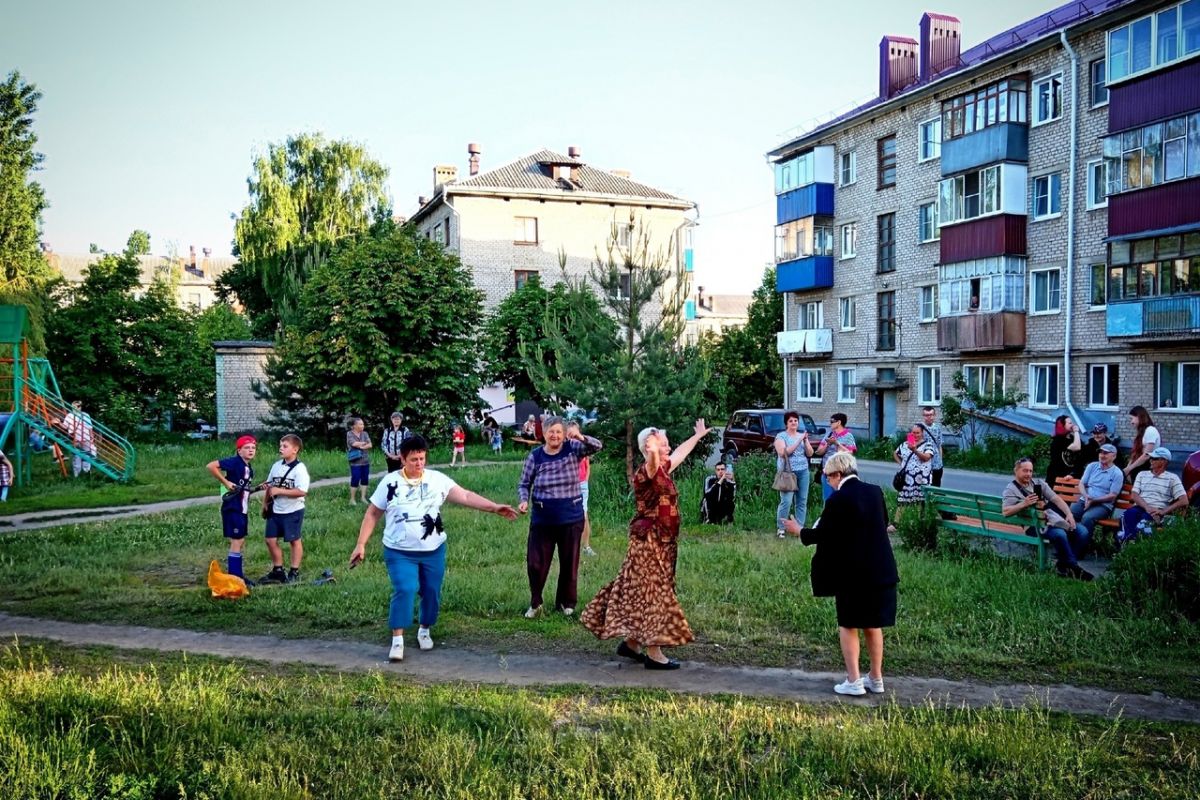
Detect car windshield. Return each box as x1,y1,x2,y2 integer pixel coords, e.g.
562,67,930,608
762,413,786,434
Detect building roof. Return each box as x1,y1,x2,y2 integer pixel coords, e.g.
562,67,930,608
769,0,1141,159
696,294,752,319
47,253,236,285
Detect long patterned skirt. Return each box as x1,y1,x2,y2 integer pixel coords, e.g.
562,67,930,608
581,531,693,647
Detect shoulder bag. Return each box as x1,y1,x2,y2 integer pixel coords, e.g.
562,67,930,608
262,462,300,519
772,437,800,493
892,447,915,491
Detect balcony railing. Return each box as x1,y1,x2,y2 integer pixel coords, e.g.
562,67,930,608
1107,295,1200,338
775,256,834,293
777,328,833,358
937,311,1026,352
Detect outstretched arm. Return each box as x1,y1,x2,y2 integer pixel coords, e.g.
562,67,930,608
349,503,385,566
668,419,712,473
447,486,518,519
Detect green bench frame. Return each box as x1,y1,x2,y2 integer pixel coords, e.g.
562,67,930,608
924,487,1050,571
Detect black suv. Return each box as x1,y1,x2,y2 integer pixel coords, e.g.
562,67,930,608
721,409,825,466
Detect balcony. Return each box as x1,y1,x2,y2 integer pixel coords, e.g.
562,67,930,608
776,256,834,293
776,183,835,225
1108,178,1200,238
941,122,1028,177
777,328,833,358
940,214,1027,263
1107,295,1200,338
937,311,1026,352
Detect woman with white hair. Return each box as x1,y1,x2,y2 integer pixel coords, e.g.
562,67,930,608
581,419,709,670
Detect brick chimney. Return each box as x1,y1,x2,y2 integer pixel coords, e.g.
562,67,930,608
433,165,458,191
468,142,481,176
879,36,918,99
920,12,962,81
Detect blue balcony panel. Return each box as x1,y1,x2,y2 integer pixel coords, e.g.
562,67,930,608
684,248,694,272
776,256,834,293
776,183,835,225
941,122,1028,177
1107,296,1200,338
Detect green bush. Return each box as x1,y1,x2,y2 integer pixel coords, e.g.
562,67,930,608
894,501,940,552
946,433,1051,475
855,434,903,461
1105,517,1200,622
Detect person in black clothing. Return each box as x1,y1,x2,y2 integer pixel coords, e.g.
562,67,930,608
381,412,411,474
785,451,898,697
1073,422,1125,477
699,463,736,524
1046,415,1081,486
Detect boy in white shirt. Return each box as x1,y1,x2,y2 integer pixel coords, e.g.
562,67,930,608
259,434,311,584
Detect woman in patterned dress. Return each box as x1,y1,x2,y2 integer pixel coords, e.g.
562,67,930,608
889,422,934,532
581,419,710,670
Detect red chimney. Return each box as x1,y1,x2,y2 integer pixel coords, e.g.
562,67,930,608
920,12,962,81
468,142,481,176
879,36,918,99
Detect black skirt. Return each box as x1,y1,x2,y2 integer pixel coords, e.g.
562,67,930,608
835,584,898,629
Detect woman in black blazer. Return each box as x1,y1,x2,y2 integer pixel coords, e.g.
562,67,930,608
785,451,899,697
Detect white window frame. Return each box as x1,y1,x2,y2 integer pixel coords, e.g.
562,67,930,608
839,296,856,331
918,201,940,243
837,368,857,404
918,117,942,162
1030,267,1062,315
1088,363,1120,409
840,222,857,260
965,364,1006,396
797,368,823,402
1029,362,1061,409
917,365,942,406
1156,361,1200,410
839,151,857,186
1032,73,1063,126
799,301,824,330
1089,58,1109,108
919,285,938,322
1086,160,1108,210
513,216,538,244
1106,1,1200,86
1032,173,1062,220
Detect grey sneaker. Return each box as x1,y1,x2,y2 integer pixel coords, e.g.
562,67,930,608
524,605,543,619
582,546,597,557
863,674,885,694
834,678,866,696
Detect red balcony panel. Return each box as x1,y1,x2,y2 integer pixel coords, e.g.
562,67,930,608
1109,59,1200,133
1108,178,1200,238
939,214,1027,263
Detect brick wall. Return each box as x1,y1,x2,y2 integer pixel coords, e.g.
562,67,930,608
214,343,275,436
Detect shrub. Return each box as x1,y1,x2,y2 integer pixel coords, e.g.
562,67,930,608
894,500,940,552
855,434,903,462
946,434,1051,475
1104,518,1200,622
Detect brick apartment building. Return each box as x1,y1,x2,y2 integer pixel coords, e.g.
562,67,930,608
768,0,1200,452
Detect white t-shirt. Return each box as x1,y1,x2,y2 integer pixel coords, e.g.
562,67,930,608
266,459,310,515
1140,425,1161,455
372,468,459,552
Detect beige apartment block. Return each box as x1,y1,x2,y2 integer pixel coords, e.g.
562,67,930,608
47,249,235,311
768,0,1200,453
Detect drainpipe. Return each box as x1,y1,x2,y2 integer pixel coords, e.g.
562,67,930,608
1060,29,1083,429
782,288,790,407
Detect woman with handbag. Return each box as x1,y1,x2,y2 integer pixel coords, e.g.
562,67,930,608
774,411,813,539
889,422,934,532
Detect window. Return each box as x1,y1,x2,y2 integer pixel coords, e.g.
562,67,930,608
917,366,942,405
433,223,445,245
1090,58,1108,106
799,301,823,330
938,164,1002,225
919,202,940,243
617,223,633,248
876,291,895,351
840,151,856,186
1105,234,1200,302
775,218,834,262
1031,268,1062,314
514,270,539,291
797,369,823,402
840,222,857,259
941,78,1028,141
1029,363,1061,408
1032,173,1062,219
1086,160,1108,210
1088,363,1120,408
964,364,1006,396
1090,263,1108,307
1102,114,1200,194
1033,74,1063,125
919,118,942,161
188,292,202,309
613,272,631,301
1157,361,1200,410
837,368,857,403
1107,1,1200,83
514,216,538,244
877,135,897,188
839,296,856,330
937,256,1028,316
920,285,938,322
877,213,895,273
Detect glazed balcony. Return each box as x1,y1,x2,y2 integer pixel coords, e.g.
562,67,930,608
941,122,1028,177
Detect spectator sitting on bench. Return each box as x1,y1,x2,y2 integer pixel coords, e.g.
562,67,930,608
1068,443,1124,556
1120,447,1188,546
1002,457,1093,581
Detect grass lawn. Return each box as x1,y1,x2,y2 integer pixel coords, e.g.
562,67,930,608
2,641,1197,799
0,439,525,516
2,458,1198,700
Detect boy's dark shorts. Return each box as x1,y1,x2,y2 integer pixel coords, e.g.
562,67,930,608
349,463,370,487
222,511,249,540
264,509,305,543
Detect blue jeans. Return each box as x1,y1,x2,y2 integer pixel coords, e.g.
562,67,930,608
777,466,811,528
1041,525,1085,569
382,543,447,630
1119,506,1157,544
1068,499,1111,556
821,471,836,501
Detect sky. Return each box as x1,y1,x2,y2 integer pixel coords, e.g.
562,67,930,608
5,0,1057,294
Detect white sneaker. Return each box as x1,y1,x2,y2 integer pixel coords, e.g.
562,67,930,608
561,607,574,617
776,529,786,539
834,678,866,696
582,547,596,557
417,628,433,651
863,675,885,694
388,636,404,662
524,605,543,619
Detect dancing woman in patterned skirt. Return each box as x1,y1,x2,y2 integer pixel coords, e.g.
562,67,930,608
581,419,709,670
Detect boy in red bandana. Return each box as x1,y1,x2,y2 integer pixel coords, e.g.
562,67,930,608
207,435,258,581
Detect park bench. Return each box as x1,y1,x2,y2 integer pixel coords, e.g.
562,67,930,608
1052,475,1134,536
924,487,1049,570
512,437,541,448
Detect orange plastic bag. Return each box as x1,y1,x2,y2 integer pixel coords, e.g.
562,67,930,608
207,560,250,599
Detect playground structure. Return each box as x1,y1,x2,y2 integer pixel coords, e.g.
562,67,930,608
0,306,135,485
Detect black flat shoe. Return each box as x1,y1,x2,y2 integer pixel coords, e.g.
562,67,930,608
616,642,645,663
643,657,681,670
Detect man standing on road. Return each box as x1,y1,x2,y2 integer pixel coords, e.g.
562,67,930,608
919,406,945,487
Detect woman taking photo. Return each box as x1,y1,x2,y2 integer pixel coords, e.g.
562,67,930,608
1046,415,1082,486
582,419,709,670
1124,405,1161,481
773,411,812,538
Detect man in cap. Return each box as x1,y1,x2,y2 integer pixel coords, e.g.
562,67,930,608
1074,422,1124,477
1120,447,1188,544
1069,443,1124,555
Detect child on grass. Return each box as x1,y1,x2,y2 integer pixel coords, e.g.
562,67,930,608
206,435,257,581
0,449,13,502
451,425,466,467
491,425,503,454
259,434,310,584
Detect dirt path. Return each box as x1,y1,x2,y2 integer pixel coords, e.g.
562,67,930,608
2,612,1196,724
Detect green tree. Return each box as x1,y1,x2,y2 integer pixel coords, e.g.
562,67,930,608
699,266,783,418
527,218,709,483
258,221,484,442
221,133,390,338
941,370,1028,448
125,229,151,255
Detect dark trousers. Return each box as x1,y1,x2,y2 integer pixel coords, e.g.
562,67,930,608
385,457,404,474
527,519,584,610
931,468,944,486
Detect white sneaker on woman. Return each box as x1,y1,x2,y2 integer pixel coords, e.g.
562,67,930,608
863,674,885,694
417,627,434,651
388,636,404,662
524,605,543,619
834,677,866,696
